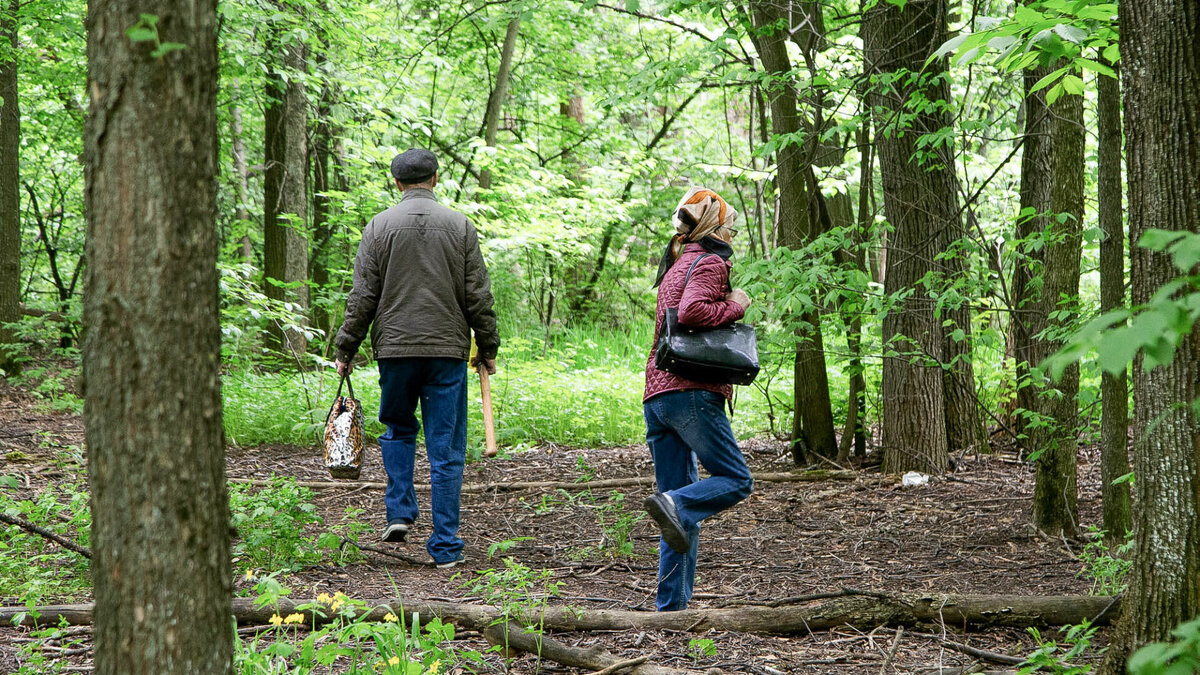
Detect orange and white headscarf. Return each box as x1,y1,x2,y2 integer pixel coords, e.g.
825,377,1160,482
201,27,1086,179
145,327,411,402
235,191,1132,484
654,187,739,288
672,187,737,243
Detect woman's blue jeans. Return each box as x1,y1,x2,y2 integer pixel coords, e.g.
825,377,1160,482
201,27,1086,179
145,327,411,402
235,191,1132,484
377,357,467,564
644,389,753,611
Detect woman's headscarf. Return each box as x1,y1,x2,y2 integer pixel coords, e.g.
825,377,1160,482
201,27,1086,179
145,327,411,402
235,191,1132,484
653,187,739,288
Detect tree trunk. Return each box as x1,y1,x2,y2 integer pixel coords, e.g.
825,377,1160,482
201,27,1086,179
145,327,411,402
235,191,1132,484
864,0,972,473
748,0,837,464
1095,60,1130,545
1012,68,1084,538
230,101,253,264
82,2,231,673
311,26,335,341
263,30,309,358
1100,1,1200,670
479,15,520,191
0,0,19,375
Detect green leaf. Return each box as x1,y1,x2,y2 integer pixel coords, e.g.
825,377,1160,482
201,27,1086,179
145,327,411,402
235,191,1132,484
1076,58,1116,78
1103,43,1120,63
1138,228,1189,252
1030,66,1070,93
126,26,157,43
1052,23,1087,44
1061,74,1084,95
150,42,188,58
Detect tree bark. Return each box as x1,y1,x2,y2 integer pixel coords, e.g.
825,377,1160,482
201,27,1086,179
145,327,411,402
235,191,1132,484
7,592,1122,633
748,0,837,464
311,18,336,341
1100,1,1200,670
479,15,520,190
1012,68,1084,538
864,0,977,473
230,100,253,264
83,2,231,673
0,0,20,375
1095,59,1130,546
263,27,309,358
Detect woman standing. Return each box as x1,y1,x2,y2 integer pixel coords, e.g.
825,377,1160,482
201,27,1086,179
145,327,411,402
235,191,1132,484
643,187,754,611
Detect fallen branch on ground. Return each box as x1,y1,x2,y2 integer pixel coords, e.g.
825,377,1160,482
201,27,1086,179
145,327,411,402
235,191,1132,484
2,590,1120,633
227,469,872,493
0,511,92,559
482,620,698,675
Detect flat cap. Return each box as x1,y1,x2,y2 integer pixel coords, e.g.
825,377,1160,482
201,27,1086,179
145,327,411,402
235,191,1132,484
390,148,439,184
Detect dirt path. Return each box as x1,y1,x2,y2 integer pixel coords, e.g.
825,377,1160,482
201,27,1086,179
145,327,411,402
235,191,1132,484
0,380,1112,673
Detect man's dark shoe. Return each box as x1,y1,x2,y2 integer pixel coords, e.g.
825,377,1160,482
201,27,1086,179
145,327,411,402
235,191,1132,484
382,519,411,543
644,493,689,554
434,552,466,570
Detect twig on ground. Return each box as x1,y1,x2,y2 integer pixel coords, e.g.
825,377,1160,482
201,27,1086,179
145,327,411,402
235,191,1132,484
584,655,649,675
879,626,904,674
0,511,92,559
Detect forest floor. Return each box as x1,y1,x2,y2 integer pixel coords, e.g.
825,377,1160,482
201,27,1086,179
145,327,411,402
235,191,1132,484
0,379,1114,674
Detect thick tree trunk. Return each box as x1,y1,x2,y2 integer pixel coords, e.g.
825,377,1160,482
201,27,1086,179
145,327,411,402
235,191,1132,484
263,31,309,358
864,0,976,473
1095,61,1130,545
748,1,837,463
1012,69,1084,538
311,28,335,341
479,15,520,190
7,592,1121,633
0,0,20,374
1100,2,1200,670
82,2,231,673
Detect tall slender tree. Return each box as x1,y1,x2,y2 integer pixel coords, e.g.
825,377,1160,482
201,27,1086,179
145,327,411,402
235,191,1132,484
1099,0,1200,669
1095,59,1130,544
864,0,980,473
748,0,837,463
263,21,309,358
0,0,20,374
479,14,520,191
83,2,230,672
1012,66,1085,538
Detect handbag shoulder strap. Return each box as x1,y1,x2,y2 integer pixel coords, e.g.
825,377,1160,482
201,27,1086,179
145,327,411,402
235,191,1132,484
681,253,713,290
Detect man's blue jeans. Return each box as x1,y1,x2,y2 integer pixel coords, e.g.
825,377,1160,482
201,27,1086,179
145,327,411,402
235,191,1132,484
377,357,467,564
644,389,753,611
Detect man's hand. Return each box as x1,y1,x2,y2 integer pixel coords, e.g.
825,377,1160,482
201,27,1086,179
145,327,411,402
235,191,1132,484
726,288,752,310
471,356,497,375
335,359,354,377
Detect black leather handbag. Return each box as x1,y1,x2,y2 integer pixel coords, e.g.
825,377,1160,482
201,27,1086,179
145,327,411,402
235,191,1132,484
654,254,760,386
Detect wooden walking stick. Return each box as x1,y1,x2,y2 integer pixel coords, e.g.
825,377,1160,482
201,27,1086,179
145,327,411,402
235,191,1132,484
472,339,498,457
478,363,498,457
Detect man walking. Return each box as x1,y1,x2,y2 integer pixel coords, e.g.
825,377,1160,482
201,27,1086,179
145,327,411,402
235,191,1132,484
334,148,500,569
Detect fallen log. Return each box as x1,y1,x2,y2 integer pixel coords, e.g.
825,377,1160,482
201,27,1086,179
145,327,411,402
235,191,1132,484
227,469,871,493
3,590,1120,634
482,620,701,675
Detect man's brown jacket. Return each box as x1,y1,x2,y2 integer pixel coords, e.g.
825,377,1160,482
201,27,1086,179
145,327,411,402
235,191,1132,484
334,188,500,364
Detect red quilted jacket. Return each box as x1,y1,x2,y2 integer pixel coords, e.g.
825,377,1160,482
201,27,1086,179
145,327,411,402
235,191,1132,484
643,243,746,402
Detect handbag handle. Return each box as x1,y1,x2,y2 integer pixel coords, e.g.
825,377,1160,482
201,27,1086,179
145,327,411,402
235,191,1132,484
325,372,355,425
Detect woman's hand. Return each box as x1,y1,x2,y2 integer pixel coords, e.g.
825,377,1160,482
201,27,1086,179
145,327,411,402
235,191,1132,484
726,288,751,309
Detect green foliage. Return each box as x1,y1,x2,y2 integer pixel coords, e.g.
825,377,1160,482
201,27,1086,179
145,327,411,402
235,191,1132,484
234,576,484,674
1019,621,1100,674
934,0,1118,103
463,557,562,634
575,491,645,559
1076,527,1133,596
688,637,718,661
0,477,91,602
229,477,324,573
10,615,80,674
1128,617,1200,675
1047,230,1200,380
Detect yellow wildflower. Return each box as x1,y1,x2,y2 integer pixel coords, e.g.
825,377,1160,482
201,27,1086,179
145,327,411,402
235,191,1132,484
388,656,401,666
383,612,398,623
331,598,344,612
284,613,304,625
268,614,283,627
316,592,333,604
427,659,441,674
244,570,254,581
